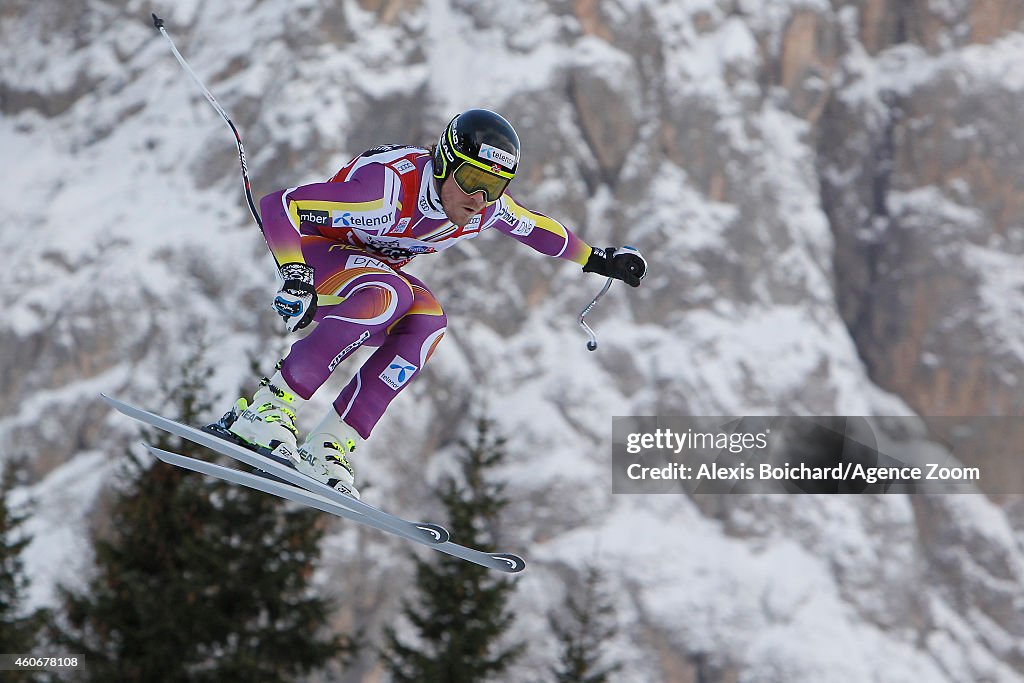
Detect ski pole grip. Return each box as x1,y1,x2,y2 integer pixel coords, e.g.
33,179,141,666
578,277,613,351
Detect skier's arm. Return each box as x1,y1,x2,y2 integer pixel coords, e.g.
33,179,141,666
489,194,593,265
259,190,306,266
490,195,648,287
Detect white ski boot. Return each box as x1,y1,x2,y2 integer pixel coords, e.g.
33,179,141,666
228,371,304,462
295,410,362,500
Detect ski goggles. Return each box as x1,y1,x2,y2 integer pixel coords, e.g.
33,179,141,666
451,161,512,203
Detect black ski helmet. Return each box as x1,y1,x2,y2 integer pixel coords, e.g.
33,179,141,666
433,109,521,198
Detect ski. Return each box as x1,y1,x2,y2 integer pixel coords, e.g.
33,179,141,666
143,444,526,573
101,394,449,546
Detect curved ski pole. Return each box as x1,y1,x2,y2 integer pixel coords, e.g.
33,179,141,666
151,14,274,261
578,277,614,351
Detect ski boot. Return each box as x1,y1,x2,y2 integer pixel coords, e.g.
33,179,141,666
296,410,362,500
224,370,305,462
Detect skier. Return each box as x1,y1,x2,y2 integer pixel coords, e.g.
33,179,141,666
226,109,647,499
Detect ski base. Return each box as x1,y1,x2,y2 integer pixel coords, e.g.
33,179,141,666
101,394,448,545
144,444,525,573
101,394,525,572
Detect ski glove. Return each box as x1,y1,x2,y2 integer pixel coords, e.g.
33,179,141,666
582,246,648,287
273,262,317,332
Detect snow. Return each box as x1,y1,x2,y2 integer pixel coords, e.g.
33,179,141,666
422,0,566,113
3,1,1024,680
9,451,113,610
961,31,1024,92
962,245,1024,363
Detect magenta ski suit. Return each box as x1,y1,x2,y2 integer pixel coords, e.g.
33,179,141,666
258,145,594,439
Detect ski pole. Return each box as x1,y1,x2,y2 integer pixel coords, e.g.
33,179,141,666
578,277,613,351
151,14,273,258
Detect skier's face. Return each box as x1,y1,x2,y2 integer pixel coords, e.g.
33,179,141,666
440,174,487,227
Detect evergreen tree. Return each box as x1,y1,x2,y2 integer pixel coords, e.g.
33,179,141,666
0,457,47,655
52,335,351,682
381,416,525,682
548,564,622,683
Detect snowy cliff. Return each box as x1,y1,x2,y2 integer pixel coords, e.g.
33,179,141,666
2,1,1024,681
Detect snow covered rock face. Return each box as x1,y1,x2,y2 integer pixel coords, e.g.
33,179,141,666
3,1,1024,681
819,2,1024,465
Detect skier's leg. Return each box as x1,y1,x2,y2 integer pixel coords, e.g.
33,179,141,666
230,240,414,459
279,240,416,399
332,274,447,440
289,274,445,498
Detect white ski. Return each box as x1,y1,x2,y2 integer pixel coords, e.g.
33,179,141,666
102,394,525,572
102,394,448,544
144,444,525,573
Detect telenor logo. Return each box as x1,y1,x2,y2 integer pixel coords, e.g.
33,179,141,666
332,211,392,228
478,143,516,170
379,355,417,390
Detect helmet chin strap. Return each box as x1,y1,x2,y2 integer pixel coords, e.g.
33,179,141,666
421,156,445,210
430,173,459,225
432,175,444,205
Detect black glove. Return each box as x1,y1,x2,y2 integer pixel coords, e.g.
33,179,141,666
582,246,647,287
273,262,318,332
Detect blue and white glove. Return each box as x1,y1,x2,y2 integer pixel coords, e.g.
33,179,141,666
582,245,648,287
273,262,317,332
